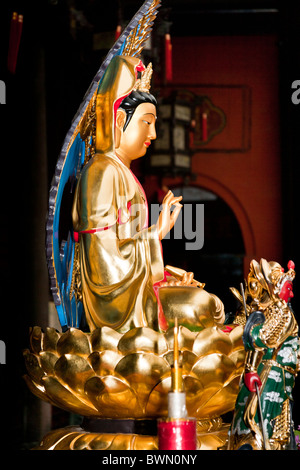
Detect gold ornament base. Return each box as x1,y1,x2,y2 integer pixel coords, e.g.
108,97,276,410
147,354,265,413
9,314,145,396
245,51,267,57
33,418,229,450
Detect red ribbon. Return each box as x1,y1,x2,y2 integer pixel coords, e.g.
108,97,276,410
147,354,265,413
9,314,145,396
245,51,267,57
115,25,122,41
165,33,173,82
202,113,208,141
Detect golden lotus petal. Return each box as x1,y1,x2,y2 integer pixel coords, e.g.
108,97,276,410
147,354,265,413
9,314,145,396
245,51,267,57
91,327,122,352
228,325,244,351
184,376,206,416
228,349,246,369
57,328,91,356
43,327,61,352
39,351,59,375
186,383,223,418
88,350,123,376
191,353,236,387
163,350,198,372
23,350,45,384
184,375,205,396
115,353,170,410
193,326,233,358
115,352,170,386
84,376,141,417
118,327,168,355
192,375,241,418
43,376,97,415
29,326,43,354
164,325,196,352
145,376,171,416
23,375,50,403
163,350,177,368
54,354,95,395
84,376,105,399
182,350,199,373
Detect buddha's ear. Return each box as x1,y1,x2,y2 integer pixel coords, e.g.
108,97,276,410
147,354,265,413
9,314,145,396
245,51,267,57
115,109,126,131
115,109,126,149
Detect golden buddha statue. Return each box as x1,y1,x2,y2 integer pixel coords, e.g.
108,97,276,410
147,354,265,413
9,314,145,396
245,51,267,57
71,54,225,334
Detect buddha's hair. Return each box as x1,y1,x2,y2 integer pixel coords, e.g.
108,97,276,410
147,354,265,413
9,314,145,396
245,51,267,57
119,90,157,131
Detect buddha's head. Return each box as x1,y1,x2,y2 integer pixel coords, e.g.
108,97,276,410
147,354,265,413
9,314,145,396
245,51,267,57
115,90,157,164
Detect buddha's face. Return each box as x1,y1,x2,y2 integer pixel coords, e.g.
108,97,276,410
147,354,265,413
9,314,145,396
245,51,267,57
116,102,157,164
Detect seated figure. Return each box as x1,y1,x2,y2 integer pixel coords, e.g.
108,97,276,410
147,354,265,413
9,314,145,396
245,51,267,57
72,55,224,333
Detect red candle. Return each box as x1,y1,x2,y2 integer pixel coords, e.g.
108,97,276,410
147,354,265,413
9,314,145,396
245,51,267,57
158,418,197,450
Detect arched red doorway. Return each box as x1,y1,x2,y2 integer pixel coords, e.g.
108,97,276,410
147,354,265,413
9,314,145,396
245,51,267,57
194,174,256,276
156,184,248,314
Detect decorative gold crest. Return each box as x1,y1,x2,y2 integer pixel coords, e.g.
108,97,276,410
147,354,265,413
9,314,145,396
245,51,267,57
133,62,153,92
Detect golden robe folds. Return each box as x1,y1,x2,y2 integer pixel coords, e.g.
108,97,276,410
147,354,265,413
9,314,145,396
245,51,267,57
72,151,164,332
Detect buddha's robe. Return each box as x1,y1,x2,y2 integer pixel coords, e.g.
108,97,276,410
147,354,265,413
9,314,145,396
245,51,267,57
72,152,165,332
73,152,224,333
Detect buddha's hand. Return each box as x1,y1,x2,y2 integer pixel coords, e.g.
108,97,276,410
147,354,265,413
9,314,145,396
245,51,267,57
156,190,182,240
159,271,199,287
